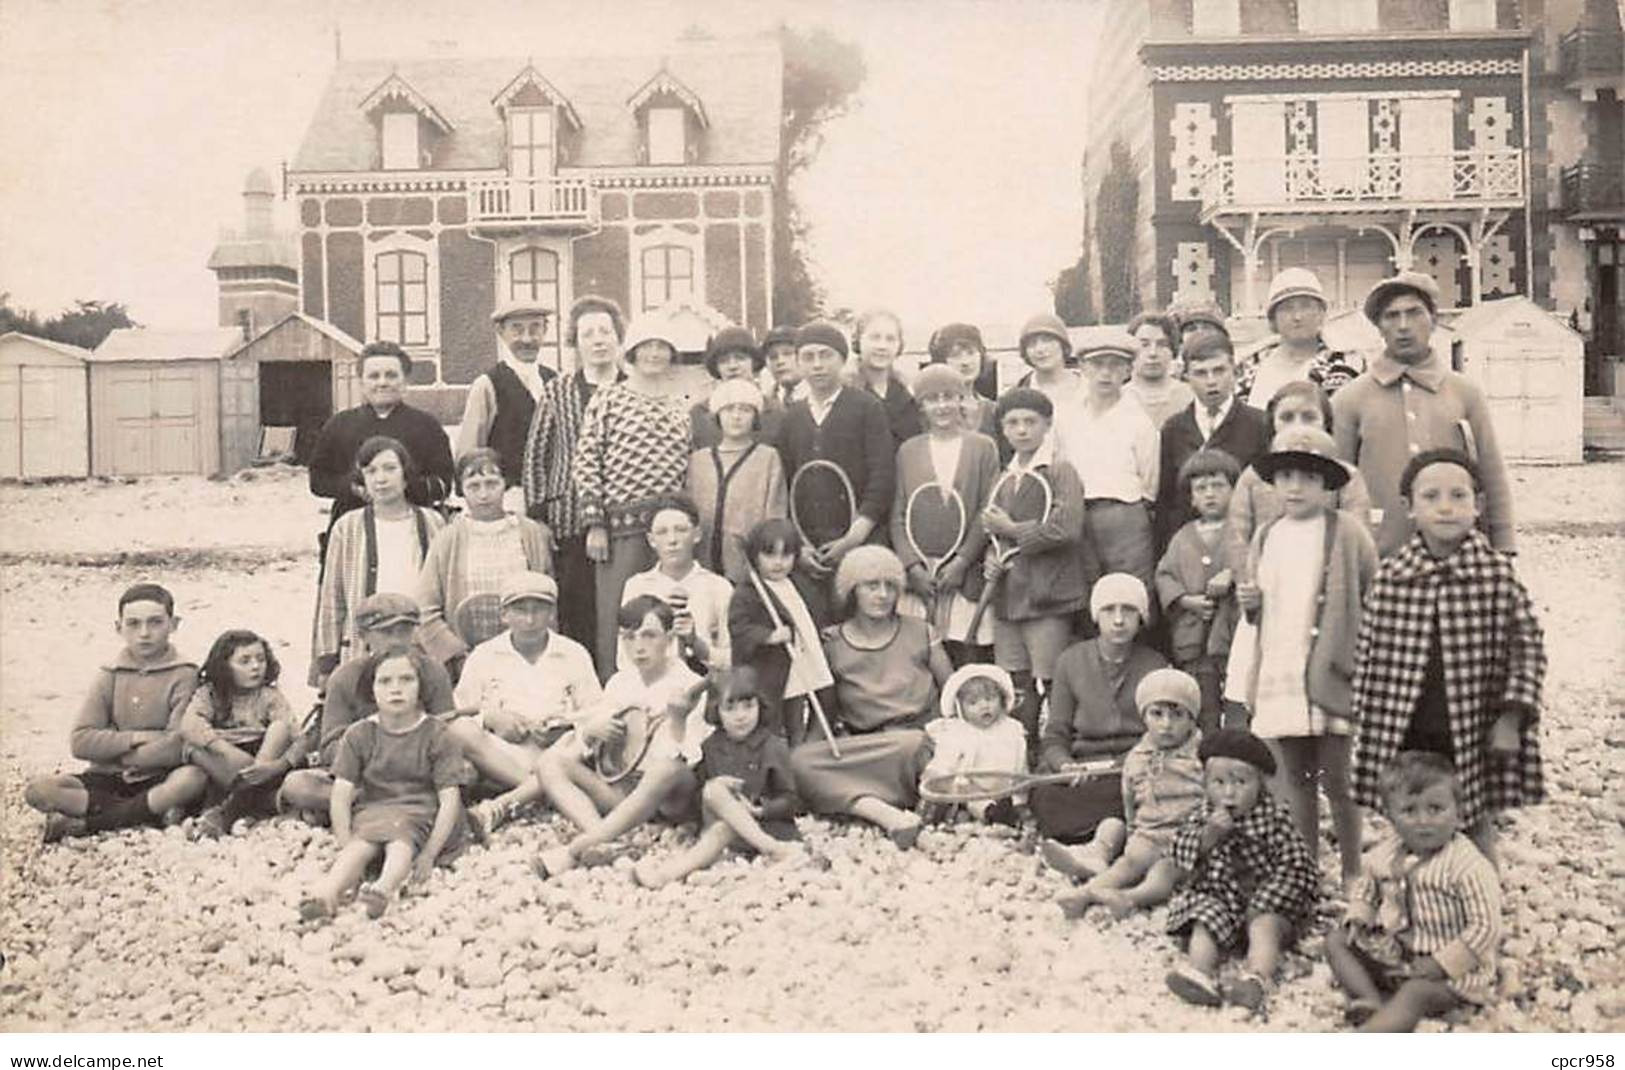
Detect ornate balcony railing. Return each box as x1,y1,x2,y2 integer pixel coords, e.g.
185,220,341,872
1199,151,1524,216
1561,161,1625,217
1559,26,1624,85
467,176,596,227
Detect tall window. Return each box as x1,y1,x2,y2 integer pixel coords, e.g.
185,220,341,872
374,249,429,346
647,107,687,165
382,112,420,170
639,244,695,312
1449,0,1496,29
508,108,555,178
509,246,562,363
1191,0,1239,35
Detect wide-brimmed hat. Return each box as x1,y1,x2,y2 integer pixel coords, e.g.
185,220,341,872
1253,426,1350,490
1364,271,1441,324
939,663,1017,720
1265,268,1327,320
1018,313,1072,360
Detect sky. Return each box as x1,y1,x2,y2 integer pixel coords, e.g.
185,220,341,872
0,0,1100,336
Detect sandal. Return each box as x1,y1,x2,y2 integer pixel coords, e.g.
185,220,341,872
887,819,922,851
1224,971,1271,1014
535,845,576,880
467,799,507,845
358,883,392,920
1165,963,1224,1007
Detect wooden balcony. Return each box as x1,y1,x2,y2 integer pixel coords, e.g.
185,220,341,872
466,176,597,233
1558,26,1625,96
1199,151,1524,221
1561,162,1625,221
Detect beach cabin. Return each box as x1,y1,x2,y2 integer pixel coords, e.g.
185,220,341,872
88,327,241,477
1453,296,1585,464
0,332,91,479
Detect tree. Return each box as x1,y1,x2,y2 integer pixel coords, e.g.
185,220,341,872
0,294,137,349
1095,138,1141,323
776,24,866,325
1051,243,1096,326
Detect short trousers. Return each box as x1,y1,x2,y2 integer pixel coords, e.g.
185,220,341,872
74,770,162,818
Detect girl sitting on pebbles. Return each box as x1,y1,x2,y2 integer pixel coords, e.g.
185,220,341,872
633,667,809,888
1163,728,1318,1014
1051,667,1205,919
180,629,302,840
300,650,470,922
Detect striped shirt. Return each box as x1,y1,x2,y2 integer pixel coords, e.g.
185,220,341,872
1348,831,1502,1003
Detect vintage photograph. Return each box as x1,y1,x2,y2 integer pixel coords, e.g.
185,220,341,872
0,0,1620,1040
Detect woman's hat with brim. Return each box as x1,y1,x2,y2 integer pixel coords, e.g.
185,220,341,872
621,314,679,359
1018,313,1072,359
704,325,763,377
1253,425,1350,490
1363,271,1441,324
928,322,986,363
939,663,1017,720
1264,268,1327,321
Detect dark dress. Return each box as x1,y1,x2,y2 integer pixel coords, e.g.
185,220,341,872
698,726,802,843
332,714,471,857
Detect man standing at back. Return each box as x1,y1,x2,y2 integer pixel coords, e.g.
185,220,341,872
1332,272,1515,557
457,299,557,511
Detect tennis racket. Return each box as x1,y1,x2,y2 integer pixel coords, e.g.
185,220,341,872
587,675,711,784
745,565,841,759
918,759,1119,805
964,468,1055,638
790,459,857,566
452,592,505,649
904,481,968,624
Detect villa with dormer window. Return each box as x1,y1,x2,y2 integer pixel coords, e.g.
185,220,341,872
284,40,783,418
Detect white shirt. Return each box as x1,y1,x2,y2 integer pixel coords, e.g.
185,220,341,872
926,435,963,488
454,629,601,736
373,513,421,596
596,660,710,766
763,575,835,697
618,562,734,671
1065,394,1160,503
1244,350,1314,410
806,386,843,427
1194,395,1236,443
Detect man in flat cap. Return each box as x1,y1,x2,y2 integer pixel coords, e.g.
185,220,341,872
1331,272,1515,557
456,299,559,502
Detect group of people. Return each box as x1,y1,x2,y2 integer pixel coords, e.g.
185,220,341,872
23,266,1545,1031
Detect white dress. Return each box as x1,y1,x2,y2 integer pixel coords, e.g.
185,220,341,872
1250,511,1344,738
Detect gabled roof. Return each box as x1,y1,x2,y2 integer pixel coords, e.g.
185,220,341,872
291,39,782,172
225,312,366,361
90,327,242,363
493,65,583,130
626,67,709,128
0,331,92,364
359,71,454,133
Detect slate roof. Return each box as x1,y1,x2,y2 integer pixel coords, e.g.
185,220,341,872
291,39,783,173
91,328,243,363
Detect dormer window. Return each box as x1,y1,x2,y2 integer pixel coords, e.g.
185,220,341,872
494,66,582,170
382,112,420,171
627,68,708,166
360,71,452,172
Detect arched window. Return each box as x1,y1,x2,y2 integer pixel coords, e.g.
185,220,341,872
509,246,562,365
374,249,429,346
639,243,695,313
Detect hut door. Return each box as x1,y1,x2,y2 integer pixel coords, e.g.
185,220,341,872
0,364,17,478
219,357,259,475
104,366,204,475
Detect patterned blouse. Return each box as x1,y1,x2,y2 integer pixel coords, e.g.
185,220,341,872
1234,338,1364,407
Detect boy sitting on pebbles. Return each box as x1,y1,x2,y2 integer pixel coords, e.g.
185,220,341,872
26,583,208,842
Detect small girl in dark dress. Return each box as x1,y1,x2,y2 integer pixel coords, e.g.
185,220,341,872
300,651,470,921
633,667,808,887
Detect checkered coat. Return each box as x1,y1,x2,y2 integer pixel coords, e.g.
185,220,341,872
1351,530,1546,827
1166,793,1319,950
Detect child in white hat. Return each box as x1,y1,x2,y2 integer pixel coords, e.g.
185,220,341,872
920,664,1028,826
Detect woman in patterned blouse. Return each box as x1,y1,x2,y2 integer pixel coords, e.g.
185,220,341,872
574,313,694,672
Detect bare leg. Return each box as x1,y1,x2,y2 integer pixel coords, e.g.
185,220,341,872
190,745,256,789
567,759,688,855
535,743,620,834
1098,858,1182,917
147,766,208,814
254,722,293,763
447,721,534,790
1360,979,1458,1033
700,779,796,858
1244,912,1291,982
1325,926,1385,1020
359,840,416,917
635,821,735,889
307,839,380,912
1317,735,1362,882
1270,737,1321,863
279,770,334,818
1187,923,1221,976
850,795,922,846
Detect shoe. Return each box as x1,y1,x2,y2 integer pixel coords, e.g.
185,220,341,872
42,814,87,845
887,819,922,851
192,806,228,841
982,798,1020,828
535,846,576,880
160,806,188,828
467,799,506,845
1165,963,1223,1007
1343,999,1379,1028
1224,971,1271,1014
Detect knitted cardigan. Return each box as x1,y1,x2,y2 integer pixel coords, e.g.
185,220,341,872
310,504,445,684
414,515,554,663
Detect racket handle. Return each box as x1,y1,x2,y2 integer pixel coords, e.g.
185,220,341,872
964,582,998,642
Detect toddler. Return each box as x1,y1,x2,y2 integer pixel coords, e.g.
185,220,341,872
1053,668,1205,918
1327,751,1502,1031
1164,728,1318,1014
920,664,1028,826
